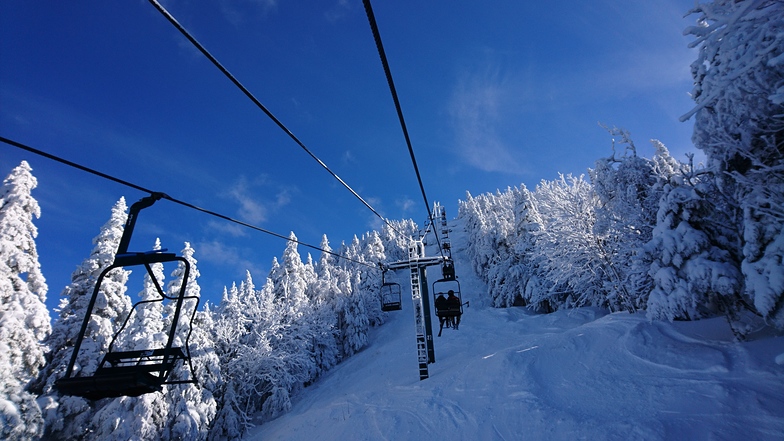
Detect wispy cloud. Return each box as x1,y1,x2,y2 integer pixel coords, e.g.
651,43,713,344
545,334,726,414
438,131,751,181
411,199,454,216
227,177,269,224
396,197,416,213
196,239,264,276
223,175,297,226
448,65,526,175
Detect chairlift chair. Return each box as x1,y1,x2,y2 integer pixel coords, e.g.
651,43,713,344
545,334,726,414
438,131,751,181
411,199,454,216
433,260,465,336
55,194,199,400
380,282,402,312
379,268,402,312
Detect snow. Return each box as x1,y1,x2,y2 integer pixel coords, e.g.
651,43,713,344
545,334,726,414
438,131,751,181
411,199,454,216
247,219,784,441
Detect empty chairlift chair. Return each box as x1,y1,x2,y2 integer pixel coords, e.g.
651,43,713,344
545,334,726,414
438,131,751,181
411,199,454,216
55,193,199,400
380,268,402,312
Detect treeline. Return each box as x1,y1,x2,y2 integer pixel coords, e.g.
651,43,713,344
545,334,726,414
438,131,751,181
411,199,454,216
459,1,783,336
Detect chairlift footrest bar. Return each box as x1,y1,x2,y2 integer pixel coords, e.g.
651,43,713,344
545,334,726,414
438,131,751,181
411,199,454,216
381,302,402,312
55,370,163,400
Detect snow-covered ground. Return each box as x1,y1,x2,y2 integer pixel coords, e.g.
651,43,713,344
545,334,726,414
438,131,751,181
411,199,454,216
248,222,784,440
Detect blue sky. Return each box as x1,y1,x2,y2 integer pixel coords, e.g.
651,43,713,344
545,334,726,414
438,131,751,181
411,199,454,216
1,0,700,310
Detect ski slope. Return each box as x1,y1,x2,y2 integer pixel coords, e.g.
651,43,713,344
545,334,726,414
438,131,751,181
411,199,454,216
248,220,784,440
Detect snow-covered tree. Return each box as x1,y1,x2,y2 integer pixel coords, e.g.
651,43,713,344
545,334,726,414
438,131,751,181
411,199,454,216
174,306,220,441
263,234,318,412
458,189,520,308
0,161,50,440
211,249,318,439
120,238,166,351
511,184,551,311
307,235,340,375
380,219,418,262
646,176,745,325
272,233,312,322
159,242,217,441
334,269,368,357
532,174,608,310
33,197,132,440
210,270,267,440
209,280,252,441
357,231,385,326
682,0,784,328
590,132,685,311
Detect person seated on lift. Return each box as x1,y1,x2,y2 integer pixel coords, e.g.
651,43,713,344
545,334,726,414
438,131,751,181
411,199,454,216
447,290,461,330
435,292,449,328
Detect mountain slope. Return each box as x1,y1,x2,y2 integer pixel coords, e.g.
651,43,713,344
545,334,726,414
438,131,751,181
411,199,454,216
248,219,784,440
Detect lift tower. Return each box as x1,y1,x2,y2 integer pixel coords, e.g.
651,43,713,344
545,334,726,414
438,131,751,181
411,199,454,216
385,239,444,380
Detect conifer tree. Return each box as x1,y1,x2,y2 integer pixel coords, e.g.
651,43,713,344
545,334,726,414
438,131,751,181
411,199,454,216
646,176,744,325
0,161,50,440
163,243,218,440
511,184,550,310
33,197,132,440
358,231,385,326
121,238,166,351
589,133,685,311
682,0,784,329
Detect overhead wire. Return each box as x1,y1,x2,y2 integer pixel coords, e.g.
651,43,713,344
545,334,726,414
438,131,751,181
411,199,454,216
147,0,407,239
361,0,446,259
0,135,378,270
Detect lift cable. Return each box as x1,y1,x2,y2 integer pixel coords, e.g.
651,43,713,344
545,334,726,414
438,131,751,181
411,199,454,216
0,135,377,270
362,0,445,258
147,0,407,239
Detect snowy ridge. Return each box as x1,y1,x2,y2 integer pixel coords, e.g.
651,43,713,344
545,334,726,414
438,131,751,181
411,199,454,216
248,218,784,440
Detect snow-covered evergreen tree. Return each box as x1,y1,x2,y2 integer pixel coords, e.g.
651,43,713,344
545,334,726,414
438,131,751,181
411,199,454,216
121,238,166,351
590,132,685,311
263,233,318,414
308,235,340,375
672,0,784,329
646,174,745,326
273,233,312,322
380,219,418,262
209,280,251,441
210,271,267,440
458,189,522,308
511,184,551,311
681,0,784,329
357,231,385,326
161,242,217,441
33,197,132,440
335,269,368,358
211,252,317,439
160,242,220,440
0,161,50,440
175,306,220,441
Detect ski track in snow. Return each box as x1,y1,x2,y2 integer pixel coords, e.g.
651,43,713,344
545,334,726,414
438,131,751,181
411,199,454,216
248,217,784,441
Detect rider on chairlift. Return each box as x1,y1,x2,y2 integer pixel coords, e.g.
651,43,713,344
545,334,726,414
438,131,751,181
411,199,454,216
447,290,461,330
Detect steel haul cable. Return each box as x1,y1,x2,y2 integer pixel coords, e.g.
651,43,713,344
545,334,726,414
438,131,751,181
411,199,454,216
0,135,377,270
362,0,446,258
147,0,408,239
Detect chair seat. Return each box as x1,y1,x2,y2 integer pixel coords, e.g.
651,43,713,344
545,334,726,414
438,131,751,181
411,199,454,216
55,347,187,400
